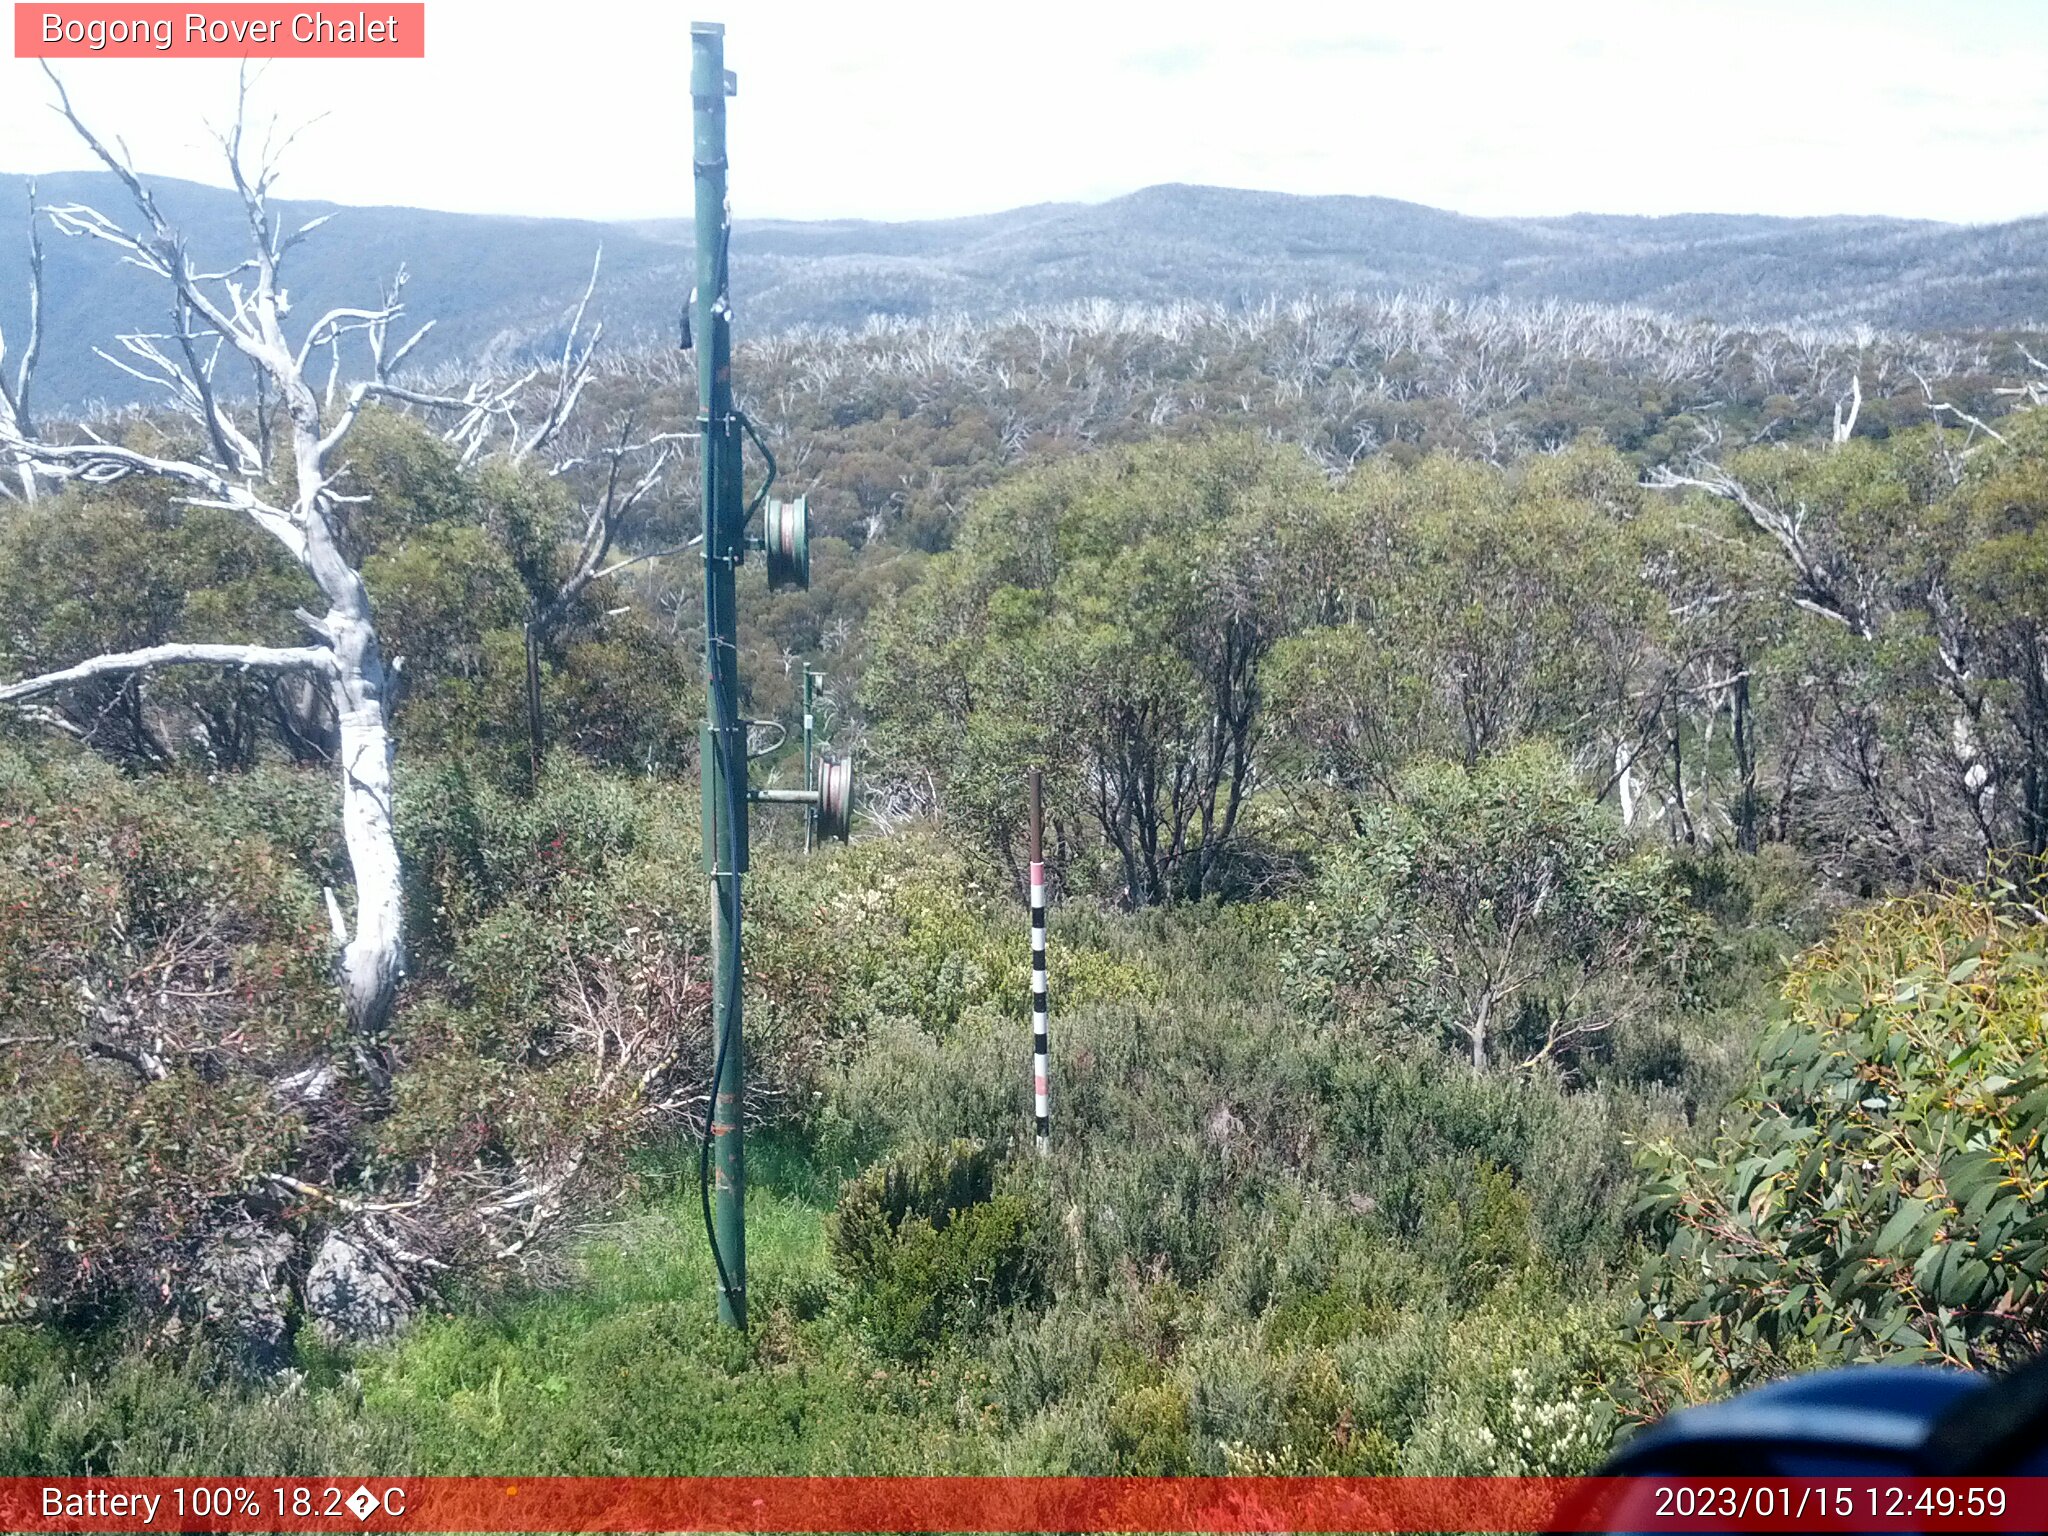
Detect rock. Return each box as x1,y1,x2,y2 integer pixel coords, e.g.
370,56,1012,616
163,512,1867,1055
272,1062,337,1105
304,1230,410,1345
193,1220,295,1372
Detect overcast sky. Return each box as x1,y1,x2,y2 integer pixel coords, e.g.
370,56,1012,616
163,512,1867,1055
4,0,2045,225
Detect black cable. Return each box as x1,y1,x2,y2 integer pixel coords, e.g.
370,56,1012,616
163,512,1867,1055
738,410,776,521
698,596,745,1320
694,202,780,1326
694,198,746,1318
709,217,778,527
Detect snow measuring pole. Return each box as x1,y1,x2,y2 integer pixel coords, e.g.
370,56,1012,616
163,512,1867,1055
690,21,853,1329
1029,769,1050,1154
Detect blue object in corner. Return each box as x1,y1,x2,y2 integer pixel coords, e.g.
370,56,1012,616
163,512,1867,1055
1602,1366,1988,1477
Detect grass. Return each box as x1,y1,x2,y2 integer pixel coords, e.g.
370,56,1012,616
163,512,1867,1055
0,1166,984,1476
348,1160,984,1475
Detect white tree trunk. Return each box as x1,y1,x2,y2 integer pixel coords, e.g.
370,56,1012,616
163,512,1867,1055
295,391,405,1035
331,646,404,1037
1614,739,1639,829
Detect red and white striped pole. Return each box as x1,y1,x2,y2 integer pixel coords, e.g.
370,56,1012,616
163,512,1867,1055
1028,767,1050,1155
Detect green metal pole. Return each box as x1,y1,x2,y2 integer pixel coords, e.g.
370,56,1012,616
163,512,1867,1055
692,18,747,1330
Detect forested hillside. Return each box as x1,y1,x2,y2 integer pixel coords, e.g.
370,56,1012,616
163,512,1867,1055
9,171,2048,407
7,151,2048,1479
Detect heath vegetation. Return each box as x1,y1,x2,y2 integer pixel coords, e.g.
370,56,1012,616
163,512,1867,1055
5,119,2048,1473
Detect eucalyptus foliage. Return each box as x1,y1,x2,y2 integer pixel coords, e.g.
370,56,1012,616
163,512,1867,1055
1636,885,2048,1382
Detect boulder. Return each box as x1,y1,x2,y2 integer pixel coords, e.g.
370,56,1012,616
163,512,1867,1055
193,1220,295,1372
304,1229,410,1345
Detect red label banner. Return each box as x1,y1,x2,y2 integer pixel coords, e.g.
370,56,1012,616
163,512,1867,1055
14,4,425,57
1,1476,2046,1532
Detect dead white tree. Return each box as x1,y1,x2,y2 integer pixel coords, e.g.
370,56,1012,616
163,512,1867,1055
1645,449,2000,864
0,181,43,503
1909,364,2010,456
1643,458,1876,640
1999,344,2048,413
449,246,604,471
0,73,499,1042
521,411,687,772
1832,369,1862,446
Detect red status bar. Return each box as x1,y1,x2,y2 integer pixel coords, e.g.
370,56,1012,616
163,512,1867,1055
5,1476,2048,1532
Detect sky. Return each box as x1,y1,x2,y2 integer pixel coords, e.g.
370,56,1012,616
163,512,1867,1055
3,0,2046,226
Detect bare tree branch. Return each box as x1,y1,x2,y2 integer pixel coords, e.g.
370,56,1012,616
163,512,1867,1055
551,422,678,615
510,247,604,464
1644,462,1873,639
0,643,337,705
1909,365,2009,449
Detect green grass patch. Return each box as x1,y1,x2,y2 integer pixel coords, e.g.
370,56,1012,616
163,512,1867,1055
353,1188,978,1473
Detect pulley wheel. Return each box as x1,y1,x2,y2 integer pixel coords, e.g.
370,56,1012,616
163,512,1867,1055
764,496,810,592
815,754,854,842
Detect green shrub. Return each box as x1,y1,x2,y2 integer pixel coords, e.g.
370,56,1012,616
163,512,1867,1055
1635,885,2048,1392
1316,1046,1643,1272
1060,1136,1235,1290
1289,744,1703,1076
0,747,336,1329
830,1140,996,1277
747,831,1012,1042
0,1330,409,1475
1421,1159,1537,1306
829,1141,1046,1357
1103,1382,1194,1473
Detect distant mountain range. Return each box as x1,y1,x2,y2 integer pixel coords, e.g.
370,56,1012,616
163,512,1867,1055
3,173,2045,408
